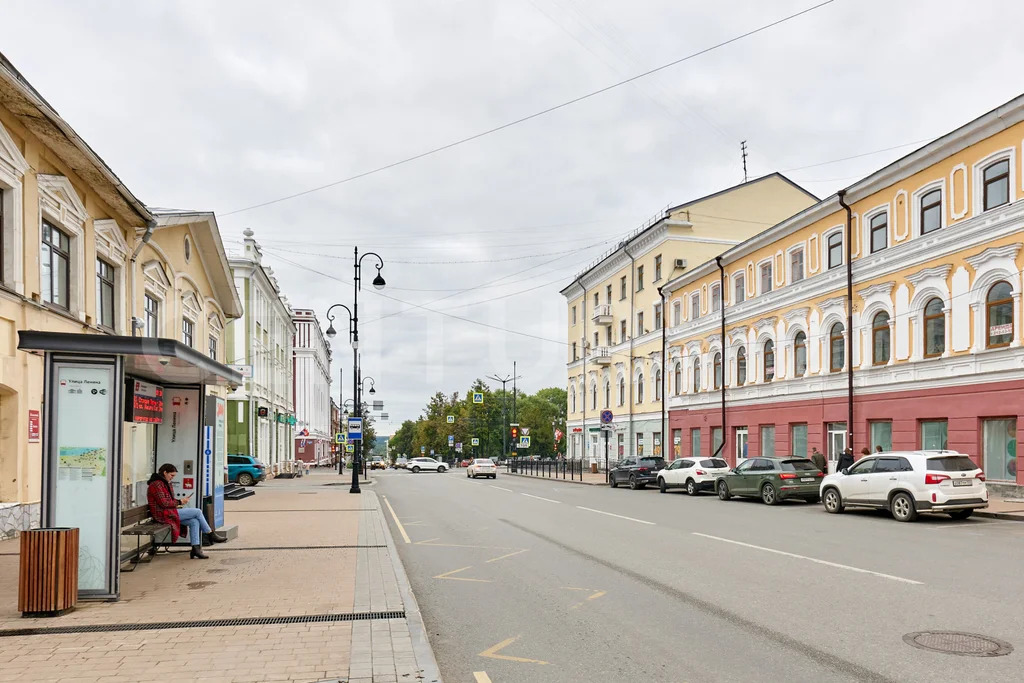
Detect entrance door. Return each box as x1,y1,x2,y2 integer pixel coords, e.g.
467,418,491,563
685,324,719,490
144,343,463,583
735,427,749,461
827,422,847,474
590,434,599,463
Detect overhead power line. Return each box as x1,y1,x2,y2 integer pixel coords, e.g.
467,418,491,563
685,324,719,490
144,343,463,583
221,0,836,217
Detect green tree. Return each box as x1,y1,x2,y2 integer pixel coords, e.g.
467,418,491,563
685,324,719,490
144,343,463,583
390,419,416,458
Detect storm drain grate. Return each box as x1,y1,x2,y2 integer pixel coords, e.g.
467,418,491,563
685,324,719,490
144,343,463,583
903,631,1014,657
0,611,406,637
208,545,386,551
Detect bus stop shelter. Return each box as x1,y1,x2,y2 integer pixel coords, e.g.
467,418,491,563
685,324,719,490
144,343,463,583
18,330,243,601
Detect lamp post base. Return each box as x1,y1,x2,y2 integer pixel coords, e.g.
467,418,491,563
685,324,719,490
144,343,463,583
349,484,361,494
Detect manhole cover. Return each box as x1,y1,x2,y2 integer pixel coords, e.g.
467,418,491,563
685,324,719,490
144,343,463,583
903,631,1013,657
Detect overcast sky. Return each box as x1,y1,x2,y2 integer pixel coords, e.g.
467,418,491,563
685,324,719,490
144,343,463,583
4,0,1024,432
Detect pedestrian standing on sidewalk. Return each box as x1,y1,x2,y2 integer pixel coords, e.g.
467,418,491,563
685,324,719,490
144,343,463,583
836,447,855,473
147,464,227,560
810,447,826,474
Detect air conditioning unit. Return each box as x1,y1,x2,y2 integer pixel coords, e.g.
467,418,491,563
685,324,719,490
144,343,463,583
674,258,687,270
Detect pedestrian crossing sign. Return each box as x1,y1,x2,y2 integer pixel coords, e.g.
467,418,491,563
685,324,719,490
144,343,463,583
471,437,480,446
335,433,344,444
345,444,354,453
518,436,531,449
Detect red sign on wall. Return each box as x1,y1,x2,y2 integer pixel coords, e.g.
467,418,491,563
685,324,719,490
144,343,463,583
183,478,194,490
28,410,40,443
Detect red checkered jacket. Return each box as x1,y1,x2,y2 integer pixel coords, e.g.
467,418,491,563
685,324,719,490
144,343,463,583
146,475,181,542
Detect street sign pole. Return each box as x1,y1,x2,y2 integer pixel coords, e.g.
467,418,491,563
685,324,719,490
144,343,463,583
604,428,610,484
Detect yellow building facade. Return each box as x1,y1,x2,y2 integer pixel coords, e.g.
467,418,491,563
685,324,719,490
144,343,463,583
0,55,241,537
562,175,818,464
661,94,1024,491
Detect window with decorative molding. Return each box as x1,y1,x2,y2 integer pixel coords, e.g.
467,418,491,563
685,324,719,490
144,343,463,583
96,259,115,330
737,346,747,385
654,368,662,401
710,284,721,312
144,294,159,338
693,358,701,392
763,340,775,382
672,301,681,326
872,311,891,365
986,281,1013,348
830,323,845,372
759,262,772,295
636,373,644,403
794,332,807,376
827,231,844,268
41,219,70,309
713,352,722,390
734,273,745,303
869,213,887,253
923,298,945,357
209,335,218,360
636,265,644,292
691,293,700,320
790,248,804,283
673,363,682,395
920,189,942,234
182,318,195,348
983,160,1010,211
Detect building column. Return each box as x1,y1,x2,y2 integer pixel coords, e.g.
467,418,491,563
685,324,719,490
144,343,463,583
942,307,952,358
887,319,896,366
970,302,982,353
1013,293,1022,348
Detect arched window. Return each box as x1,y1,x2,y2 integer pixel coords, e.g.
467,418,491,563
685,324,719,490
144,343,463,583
654,369,662,401
570,387,576,413
737,347,747,386
673,363,682,395
713,352,723,390
763,340,775,382
872,311,891,365
693,358,701,392
591,383,598,410
618,377,625,406
604,381,610,408
987,281,1014,348
924,298,945,358
637,373,645,403
794,332,807,377
830,323,845,372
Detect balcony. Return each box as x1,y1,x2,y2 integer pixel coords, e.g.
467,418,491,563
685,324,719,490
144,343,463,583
591,304,613,325
591,346,612,365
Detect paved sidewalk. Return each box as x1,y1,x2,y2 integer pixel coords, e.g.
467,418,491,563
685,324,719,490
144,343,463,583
0,473,440,683
976,496,1024,520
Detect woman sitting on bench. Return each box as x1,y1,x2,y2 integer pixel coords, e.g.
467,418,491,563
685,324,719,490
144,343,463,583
147,463,227,559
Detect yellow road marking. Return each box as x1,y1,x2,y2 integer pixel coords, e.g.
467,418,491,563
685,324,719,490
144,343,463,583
382,496,410,544
485,549,529,564
478,635,549,665
563,587,607,610
434,566,493,582
473,673,493,683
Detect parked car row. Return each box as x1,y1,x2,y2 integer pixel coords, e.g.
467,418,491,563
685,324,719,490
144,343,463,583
609,450,990,523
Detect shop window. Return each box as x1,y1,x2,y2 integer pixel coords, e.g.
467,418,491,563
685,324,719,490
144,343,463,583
869,213,887,253
760,425,776,457
672,429,681,458
794,332,807,377
982,418,1017,481
737,346,747,385
827,231,844,268
920,420,948,450
924,298,945,357
711,427,723,457
983,159,1010,211
636,433,644,456
791,424,808,458
986,281,1013,348
763,340,775,382
872,311,891,365
920,188,942,234
41,219,70,309
735,426,749,460
691,428,701,458
830,323,845,372
870,421,892,452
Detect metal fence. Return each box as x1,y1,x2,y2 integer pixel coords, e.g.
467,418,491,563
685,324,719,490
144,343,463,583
505,457,589,480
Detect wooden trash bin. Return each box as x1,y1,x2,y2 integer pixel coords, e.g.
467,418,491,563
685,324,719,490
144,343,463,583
18,527,79,617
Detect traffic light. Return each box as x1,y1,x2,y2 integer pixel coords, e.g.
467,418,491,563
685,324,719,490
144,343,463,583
510,425,519,441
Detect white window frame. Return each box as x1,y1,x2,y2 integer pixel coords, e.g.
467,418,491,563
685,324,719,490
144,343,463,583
653,302,663,330
93,219,129,334
912,179,946,238
710,283,721,312
973,148,1017,216
822,227,845,269
787,244,805,284
671,300,681,327
732,270,745,304
861,206,888,255
757,259,773,296
143,292,161,338
690,293,700,320
0,121,28,294
38,175,87,320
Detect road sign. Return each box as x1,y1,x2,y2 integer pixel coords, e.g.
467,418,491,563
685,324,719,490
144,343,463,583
421,446,426,454
448,434,455,446
518,436,531,449
347,417,363,440
521,427,530,436
473,392,484,404
600,409,614,424
447,415,455,424
345,444,355,453
588,426,602,432
335,433,344,444
471,437,480,446
455,442,463,453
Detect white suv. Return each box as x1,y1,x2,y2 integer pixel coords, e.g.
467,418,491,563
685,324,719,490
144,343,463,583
820,450,988,522
408,457,447,473
657,457,730,495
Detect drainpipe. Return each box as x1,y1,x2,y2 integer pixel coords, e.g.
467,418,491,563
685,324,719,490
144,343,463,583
129,220,156,337
838,190,854,454
624,246,637,459
658,284,667,461
715,256,727,458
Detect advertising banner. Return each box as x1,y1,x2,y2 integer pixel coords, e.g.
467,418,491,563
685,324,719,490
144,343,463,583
213,396,226,529
52,362,116,594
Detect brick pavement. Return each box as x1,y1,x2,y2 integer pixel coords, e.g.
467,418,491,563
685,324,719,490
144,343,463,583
0,474,441,683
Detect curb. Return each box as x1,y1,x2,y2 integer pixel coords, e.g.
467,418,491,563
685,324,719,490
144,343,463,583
974,510,1024,521
374,492,443,683
502,471,607,486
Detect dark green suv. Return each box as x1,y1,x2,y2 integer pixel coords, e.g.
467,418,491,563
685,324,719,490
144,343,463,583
715,457,823,505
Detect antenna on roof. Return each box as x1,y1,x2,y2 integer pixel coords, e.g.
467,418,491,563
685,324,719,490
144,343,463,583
740,140,748,182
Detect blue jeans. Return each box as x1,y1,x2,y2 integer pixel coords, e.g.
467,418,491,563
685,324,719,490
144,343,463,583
178,507,211,544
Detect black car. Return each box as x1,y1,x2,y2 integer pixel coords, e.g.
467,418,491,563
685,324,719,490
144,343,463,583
609,457,667,490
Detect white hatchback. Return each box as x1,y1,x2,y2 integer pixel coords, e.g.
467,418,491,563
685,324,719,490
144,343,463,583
657,457,730,495
466,458,498,479
407,457,447,473
820,450,988,522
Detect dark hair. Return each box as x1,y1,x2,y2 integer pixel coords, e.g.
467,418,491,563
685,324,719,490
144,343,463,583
158,463,178,475
860,447,871,456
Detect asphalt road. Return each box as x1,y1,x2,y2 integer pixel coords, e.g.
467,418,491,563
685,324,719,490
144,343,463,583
375,468,1024,683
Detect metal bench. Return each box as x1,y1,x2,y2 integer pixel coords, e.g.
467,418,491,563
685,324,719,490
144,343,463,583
120,505,188,570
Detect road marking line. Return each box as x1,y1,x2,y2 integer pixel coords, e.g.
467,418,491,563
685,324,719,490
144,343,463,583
434,566,492,582
473,673,493,683
691,533,923,585
485,549,529,563
575,505,655,525
521,493,561,504
569,589,607,610
490,485,514,492
417,540,514,549
382,496,410,544
478,635,549,665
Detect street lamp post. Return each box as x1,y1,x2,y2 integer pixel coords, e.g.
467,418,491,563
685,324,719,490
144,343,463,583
325,303,354,478
359,376,376,477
